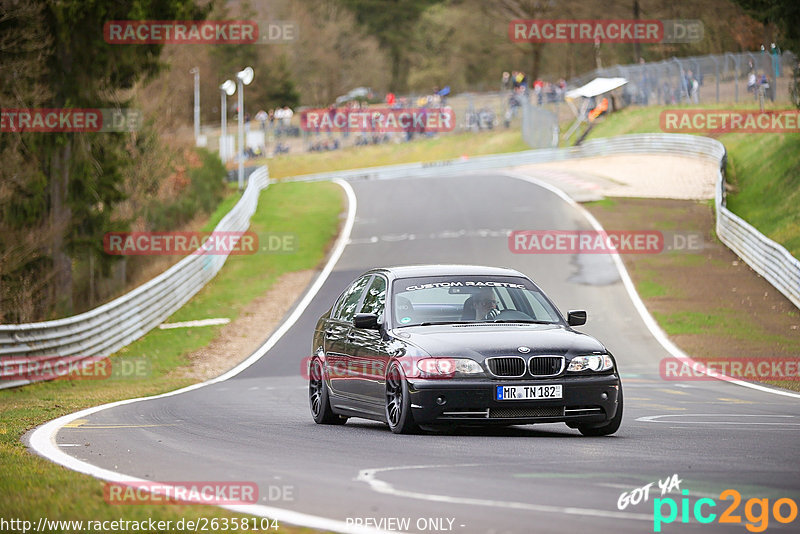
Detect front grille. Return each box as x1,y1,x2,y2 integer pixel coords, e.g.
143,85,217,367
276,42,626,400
486,357,526,377
490,406,565,418
528,356,564,376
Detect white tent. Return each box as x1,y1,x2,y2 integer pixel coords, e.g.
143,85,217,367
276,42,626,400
565,77,628,100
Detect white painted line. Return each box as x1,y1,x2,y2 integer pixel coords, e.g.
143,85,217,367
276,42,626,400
637,414,800,425
660,422,800,425
357,464,652,521
59,444,83,447
28,179,391,534
503,170,800,401
158,318,230,329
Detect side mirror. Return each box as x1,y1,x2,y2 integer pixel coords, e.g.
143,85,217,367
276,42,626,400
353,313,379,330
567,310,587,326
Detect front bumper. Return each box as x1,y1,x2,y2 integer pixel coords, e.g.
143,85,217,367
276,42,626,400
407,374,620,425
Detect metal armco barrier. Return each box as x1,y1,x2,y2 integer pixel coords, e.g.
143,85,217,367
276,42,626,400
284,133,799,310
0,167,270,388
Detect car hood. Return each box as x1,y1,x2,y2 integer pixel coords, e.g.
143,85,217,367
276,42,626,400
393,324,606,360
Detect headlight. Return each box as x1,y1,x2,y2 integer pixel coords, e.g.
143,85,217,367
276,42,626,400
567,354,614,372
416,358,484,378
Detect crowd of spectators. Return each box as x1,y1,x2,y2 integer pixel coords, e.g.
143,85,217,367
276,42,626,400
502,71,567,104
252,105,297,138
500,70,567,127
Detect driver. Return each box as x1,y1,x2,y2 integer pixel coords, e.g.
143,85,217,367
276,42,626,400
472,288,500,320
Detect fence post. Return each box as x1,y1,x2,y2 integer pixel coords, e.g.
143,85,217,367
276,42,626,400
673,57,685,103
711,55,720,102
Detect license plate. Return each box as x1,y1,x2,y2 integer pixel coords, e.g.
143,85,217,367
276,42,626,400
496,384,562,400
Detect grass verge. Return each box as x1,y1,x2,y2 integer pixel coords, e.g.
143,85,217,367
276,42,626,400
0,181,342,533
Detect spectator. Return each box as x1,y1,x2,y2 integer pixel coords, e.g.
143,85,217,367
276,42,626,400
770,42,781,78
255,109,268,132
431,87,442,107
680,70,691,102
327,105,337,134
504,89,522,127
747,71,757,94
513,71,528,93
588,97,608,122
638,57,650,105
661,81,673,105
518,71,528,91
511,71,521,89
760,74,774,102
281,105,293,127
687,70,699,103
501,71,511,91
545,82,556,103
436,85,450,106
533,79,543,105
273,106,286,136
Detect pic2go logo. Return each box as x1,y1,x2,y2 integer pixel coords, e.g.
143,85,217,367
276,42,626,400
653,489,798,532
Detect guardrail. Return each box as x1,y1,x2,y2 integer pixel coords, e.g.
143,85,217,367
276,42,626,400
283,133,799,310
0,167,270,388
715,187,800,310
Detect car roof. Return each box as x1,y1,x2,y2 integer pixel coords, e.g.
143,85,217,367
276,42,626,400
370,264,527,279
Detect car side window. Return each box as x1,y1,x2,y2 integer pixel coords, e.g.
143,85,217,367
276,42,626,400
333,275,372,323
360,275,386,320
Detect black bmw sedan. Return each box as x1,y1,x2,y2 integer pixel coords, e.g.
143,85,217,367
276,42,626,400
309,265,622,435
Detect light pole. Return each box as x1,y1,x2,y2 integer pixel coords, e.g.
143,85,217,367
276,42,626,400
190,67,200,146
219,80,236,162
236,67,254,191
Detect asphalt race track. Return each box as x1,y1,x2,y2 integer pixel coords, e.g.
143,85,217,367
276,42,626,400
35,173,800,533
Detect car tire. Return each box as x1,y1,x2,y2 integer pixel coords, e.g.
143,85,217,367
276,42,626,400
578,386,623,437
309,358,347,425
385,362,419,434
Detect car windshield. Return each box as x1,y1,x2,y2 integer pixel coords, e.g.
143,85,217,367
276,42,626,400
392,275,562,327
